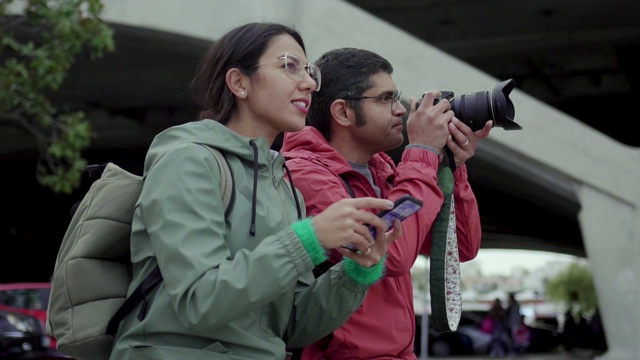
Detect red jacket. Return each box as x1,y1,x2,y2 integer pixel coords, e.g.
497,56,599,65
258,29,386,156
281,127,482,359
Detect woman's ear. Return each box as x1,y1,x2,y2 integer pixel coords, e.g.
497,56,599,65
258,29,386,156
330,99,354,128
226,68,247,98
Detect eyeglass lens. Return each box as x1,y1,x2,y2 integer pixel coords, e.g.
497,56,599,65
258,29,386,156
285,53,321,91
391,91,402,111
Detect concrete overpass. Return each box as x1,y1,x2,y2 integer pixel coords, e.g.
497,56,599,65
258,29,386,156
1,1,638,359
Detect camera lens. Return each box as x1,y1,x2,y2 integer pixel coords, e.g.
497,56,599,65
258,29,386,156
450,90,495,132
415,79,521,131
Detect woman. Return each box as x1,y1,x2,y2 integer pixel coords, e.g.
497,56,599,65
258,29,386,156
109,22,401,360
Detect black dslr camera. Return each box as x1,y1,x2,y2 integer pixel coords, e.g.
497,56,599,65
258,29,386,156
415,78,521,131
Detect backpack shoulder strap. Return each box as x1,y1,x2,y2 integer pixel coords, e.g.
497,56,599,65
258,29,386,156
310,174,355,279
106,266,162,335
199,144,235,217
338,173,356,198
106,145,235,336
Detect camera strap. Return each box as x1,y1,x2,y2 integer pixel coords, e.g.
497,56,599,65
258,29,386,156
429,148,462,333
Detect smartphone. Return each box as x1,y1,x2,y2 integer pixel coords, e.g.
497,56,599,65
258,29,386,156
343,194,423,252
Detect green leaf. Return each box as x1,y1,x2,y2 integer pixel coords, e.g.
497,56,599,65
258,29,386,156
1,0,114,194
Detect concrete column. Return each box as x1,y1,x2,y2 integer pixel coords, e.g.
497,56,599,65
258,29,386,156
579,185,639,360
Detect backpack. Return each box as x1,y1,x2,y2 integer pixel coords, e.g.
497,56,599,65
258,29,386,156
46,145,234,360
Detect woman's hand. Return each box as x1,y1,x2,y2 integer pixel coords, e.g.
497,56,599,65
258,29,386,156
337,219,402,267
312,197,393,253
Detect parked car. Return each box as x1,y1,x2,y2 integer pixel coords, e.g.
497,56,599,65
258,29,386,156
527,320,564,353
415,310,561,357
427,311,487,356
0,283,57,351
0,309,48,359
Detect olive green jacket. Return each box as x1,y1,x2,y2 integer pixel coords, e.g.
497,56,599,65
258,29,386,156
109,120,368,360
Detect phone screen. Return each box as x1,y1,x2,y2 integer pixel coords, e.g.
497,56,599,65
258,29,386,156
369,195,423,238
342,195,423,252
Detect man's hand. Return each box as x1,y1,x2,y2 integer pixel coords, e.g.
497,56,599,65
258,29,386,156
406,90,454,151
447,117,493,167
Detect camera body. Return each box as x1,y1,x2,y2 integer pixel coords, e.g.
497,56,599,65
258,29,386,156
415,79,521,131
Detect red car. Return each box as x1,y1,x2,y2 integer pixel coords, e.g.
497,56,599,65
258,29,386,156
0,282,56,351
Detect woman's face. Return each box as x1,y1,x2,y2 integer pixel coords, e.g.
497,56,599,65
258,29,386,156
241,34,317,141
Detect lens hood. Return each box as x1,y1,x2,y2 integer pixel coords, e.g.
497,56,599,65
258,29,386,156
415,78,521,132
491,78,521,130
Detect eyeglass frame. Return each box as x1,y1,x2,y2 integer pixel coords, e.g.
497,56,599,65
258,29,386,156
343,90,403,111
251,52,321,91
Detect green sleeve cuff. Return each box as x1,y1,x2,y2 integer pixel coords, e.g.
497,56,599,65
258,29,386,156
291,218,327,266
343,256,386,286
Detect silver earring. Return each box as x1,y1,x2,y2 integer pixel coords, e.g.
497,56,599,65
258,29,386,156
240,91,246,96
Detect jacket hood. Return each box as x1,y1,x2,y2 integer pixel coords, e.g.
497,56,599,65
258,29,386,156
143,119,301,236
281,126,395,175
281,127,352,174
144,119,272,175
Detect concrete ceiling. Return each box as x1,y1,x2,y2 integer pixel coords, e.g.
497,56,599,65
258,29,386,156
345,0,640,147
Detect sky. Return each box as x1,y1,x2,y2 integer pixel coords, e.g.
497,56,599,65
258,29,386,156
464,249,581,276
413,248,582,276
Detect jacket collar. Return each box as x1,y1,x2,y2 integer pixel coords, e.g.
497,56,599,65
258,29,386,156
281,127,395,179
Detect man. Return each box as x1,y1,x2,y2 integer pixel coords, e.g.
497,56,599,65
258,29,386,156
281,48,492,359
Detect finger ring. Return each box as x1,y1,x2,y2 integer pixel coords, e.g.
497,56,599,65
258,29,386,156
366,248,371,255
461,139,470,146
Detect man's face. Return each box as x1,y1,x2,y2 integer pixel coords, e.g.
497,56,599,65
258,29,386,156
350,72,407,154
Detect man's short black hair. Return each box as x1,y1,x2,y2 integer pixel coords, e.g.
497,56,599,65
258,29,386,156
307,48,393,141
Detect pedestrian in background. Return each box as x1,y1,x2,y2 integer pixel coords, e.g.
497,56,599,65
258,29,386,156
511,314,531,355
506,292,523,354
482,298,510,357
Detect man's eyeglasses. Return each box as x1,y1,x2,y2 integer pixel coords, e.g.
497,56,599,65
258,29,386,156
343,90,403,111
252,52,321,91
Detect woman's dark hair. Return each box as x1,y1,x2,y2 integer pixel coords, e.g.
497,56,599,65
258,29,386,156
190,22,305,124
306,48,393,141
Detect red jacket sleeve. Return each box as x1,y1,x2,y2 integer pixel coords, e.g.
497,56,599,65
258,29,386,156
286,148,482,277
451,164,482,261
375,148,482,277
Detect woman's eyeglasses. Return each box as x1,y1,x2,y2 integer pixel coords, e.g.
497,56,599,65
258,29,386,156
253,52,321,91
344,90,403,111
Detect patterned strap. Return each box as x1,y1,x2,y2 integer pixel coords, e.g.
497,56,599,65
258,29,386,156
429,163,462,333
